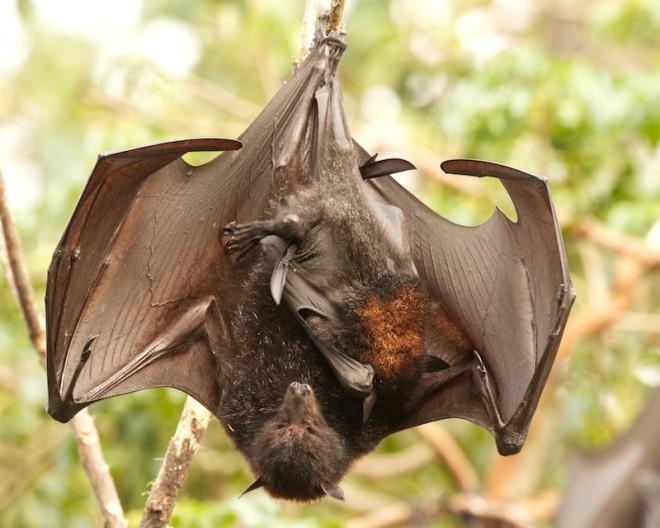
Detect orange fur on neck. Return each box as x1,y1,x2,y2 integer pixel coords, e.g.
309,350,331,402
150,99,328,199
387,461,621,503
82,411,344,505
356,285,427,384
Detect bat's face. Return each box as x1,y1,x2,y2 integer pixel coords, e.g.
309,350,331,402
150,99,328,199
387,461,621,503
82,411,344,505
250,382,348,501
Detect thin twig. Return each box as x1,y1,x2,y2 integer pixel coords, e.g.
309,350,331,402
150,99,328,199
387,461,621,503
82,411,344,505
71,412,128,527
416,423,479,492
327,0,347,34
615,311,660,333
140,398,211,528
346,494,534,528
0,170,127,528
0,176,46,365
574,219,660,266
353,444,435,478
299,0,319,62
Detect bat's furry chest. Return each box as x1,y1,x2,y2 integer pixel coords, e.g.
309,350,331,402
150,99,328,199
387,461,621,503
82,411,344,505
220,191,427,458
300,197,428,391
348,282,429,393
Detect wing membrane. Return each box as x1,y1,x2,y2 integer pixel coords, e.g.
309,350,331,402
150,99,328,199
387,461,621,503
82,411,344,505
46,43,336,421
363,157,574,453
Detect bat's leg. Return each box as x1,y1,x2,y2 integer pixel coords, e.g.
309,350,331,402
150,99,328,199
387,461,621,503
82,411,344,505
472,350,505,429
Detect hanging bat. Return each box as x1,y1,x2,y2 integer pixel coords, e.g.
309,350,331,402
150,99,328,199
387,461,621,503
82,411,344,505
557,388,660,528
46,33,574,501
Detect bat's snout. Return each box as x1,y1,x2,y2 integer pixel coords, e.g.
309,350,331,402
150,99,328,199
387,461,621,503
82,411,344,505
281,382,318,424
287,382,312,399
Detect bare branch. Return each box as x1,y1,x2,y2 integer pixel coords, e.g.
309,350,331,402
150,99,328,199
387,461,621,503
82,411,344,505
300,0,320,62
0,170,127,528
327,0,347,34
140,398,211,528
416,423,479,492
575,219,660,266
615,311,660,333
346,493,535,528
353,444,435,478
71,412,128,527
0,173,46,364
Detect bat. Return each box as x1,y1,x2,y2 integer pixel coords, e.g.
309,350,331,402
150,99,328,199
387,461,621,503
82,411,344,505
557,388,660,528
46,33,574,501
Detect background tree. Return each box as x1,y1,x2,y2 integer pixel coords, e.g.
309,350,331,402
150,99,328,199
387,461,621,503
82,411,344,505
1,0,659,526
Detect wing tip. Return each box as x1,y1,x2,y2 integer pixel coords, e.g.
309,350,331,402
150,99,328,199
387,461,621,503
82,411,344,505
495,427,527,455
441,158,547,184
47,398,82,423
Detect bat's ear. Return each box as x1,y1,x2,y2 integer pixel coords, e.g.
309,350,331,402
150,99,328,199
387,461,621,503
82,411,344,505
239,477,264,498
321,483,345,501
359,157,416,180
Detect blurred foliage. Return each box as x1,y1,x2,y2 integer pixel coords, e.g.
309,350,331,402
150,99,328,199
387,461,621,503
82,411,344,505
1,0,659,526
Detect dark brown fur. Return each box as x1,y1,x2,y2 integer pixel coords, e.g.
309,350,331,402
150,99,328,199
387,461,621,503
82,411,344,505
251,383,349,501
219,163,428,500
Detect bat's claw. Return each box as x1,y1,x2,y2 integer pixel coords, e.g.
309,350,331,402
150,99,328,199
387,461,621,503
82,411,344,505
223,220,269,259
222,221,238,235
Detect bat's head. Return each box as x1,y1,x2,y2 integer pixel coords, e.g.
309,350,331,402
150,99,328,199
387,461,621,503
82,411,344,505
246,382,348,502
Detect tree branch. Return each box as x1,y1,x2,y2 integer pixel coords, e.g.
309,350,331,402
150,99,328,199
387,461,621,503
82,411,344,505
574,219,660,266
140,398,211,528
416,423,479,492
353,444,435,478
346,493,535,528
299,0,319,62
0,176,46,366
0,170,127,528
327,0,347,34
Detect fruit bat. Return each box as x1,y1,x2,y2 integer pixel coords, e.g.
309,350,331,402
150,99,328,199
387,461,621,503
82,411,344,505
46,33,574,501
557,388,660,528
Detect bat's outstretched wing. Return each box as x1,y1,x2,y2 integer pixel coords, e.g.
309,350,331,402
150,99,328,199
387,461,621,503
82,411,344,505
45,139,244,421
46,42,337,422
363,156,574,454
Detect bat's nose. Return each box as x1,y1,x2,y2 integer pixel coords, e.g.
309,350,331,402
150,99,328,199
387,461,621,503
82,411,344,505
288,382,312,398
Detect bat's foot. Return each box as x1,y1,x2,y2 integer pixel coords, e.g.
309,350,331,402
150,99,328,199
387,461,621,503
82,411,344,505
223,221,269,260
223,213,304,260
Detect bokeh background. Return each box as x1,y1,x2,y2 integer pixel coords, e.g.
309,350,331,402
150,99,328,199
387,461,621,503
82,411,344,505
1,0,659,526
